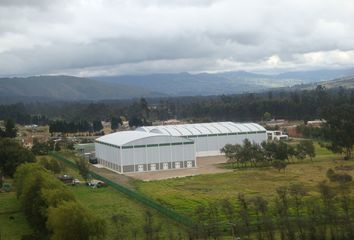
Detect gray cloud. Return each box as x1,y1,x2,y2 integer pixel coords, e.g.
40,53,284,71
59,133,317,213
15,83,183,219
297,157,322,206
0,0,353,76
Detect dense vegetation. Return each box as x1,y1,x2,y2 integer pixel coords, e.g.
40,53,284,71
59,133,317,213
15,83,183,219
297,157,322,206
191,181,354,240
221,139,315,169
14,163,106,240
1,86,353,124
0,138,35,188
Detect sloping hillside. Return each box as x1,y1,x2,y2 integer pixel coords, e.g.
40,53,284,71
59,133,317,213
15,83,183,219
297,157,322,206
94,68,354,96
288,76,354,91
0,75,163,101
94,72,302,96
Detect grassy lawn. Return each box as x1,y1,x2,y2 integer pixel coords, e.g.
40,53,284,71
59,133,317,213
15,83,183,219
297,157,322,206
71,185,187,239
0,191,32,239
134,143,354,217
44,153,188,239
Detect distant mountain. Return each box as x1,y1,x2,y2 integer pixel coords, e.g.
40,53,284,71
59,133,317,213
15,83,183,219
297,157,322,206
287,76,354,91
94,68,354,96
1,68,353,104
275,68,354,81
93,71,299,96
0,75,163,103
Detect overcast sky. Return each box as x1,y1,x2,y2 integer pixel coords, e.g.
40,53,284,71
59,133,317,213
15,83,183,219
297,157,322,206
0,0,353,77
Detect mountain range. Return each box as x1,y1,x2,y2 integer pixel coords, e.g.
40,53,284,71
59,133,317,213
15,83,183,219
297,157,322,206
0,75,164,103
93,68,354,96
0,68,354,103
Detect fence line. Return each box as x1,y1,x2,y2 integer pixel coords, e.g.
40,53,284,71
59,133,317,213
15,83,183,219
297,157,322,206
50,152,196,228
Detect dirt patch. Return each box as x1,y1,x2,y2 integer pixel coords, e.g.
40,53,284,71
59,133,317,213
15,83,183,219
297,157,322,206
124,155,232,181
335,165,354,171
90,164,137,189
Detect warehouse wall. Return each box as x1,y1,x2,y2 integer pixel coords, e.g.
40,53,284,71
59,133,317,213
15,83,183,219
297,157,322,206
95,142,122,172
190,132,267,157
121,142,196,173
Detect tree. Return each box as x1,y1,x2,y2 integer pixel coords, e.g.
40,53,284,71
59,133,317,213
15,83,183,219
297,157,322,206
297,140,316,160
262,112,272,121
0,138,35,180
75,158,90,181
93,120,103,133
274,141,289,161
47,201,106,240
31,140,50,155
111,116,122,131
128,116,144,128
14,163,74,231
221,144,242,166
38,157,63,174
140,98,150,119
2,119,17,138
322,104,354,159
272,160,287,172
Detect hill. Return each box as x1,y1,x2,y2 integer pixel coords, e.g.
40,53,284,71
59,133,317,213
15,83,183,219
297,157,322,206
287,76,354,91
94,68,354,96
94,72,301,96
0,75,163,103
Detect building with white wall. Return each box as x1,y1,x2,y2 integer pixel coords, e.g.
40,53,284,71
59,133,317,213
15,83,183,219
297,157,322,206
137,122,267,157
95,122,267,173
95,131,196,173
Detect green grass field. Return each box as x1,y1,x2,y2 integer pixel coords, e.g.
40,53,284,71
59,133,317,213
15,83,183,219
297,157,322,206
0,192,32,239
71,185,188,239
47,154,188,239
134,143,354,217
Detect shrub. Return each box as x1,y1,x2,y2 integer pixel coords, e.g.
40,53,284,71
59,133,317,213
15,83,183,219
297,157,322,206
326,168,352,183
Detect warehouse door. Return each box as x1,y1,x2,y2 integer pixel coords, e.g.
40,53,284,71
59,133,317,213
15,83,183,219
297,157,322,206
187,161,193,168
150,164,156,171
138,164,144,172
163,163,168,170
175,162,180,169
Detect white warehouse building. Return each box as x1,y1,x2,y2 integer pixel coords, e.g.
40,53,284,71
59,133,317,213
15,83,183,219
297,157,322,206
137,122,267,157
95,122,267,173
95,131,196,173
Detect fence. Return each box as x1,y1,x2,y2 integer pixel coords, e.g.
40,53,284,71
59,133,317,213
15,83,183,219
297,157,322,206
50,152,196,228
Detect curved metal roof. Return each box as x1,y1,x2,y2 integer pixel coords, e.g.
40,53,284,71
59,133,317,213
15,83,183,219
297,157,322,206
136,122,266,136
95,131,191,147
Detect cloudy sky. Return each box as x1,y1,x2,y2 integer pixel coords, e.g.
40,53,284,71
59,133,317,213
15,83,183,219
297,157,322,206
0,0,353,77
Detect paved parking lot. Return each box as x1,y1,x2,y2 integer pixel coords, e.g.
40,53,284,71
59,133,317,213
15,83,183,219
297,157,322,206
124,155,232,181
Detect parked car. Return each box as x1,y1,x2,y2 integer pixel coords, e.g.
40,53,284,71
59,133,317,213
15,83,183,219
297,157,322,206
89,158,98,164
72,179,81,185
57,174,74,184
87,179,107,188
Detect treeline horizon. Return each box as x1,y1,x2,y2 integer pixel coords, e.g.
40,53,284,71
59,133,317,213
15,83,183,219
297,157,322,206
1,86,354,125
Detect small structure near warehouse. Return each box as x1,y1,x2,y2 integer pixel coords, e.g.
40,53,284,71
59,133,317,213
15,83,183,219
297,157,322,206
307,119,326,127
267,130,289,141
57,174,74,184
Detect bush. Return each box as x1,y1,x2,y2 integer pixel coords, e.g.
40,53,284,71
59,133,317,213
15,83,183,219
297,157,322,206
38,157,63,174
326,168,352,183
272,160,287,172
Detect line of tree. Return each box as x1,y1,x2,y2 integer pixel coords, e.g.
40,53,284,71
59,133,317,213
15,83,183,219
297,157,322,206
1,87,352,124
14,163,106,240
0,119,17,138
0,137,35,188
1,87,353,159
49,119,103,134
0,103,49,125
190,181,354,240
221,139,315,169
